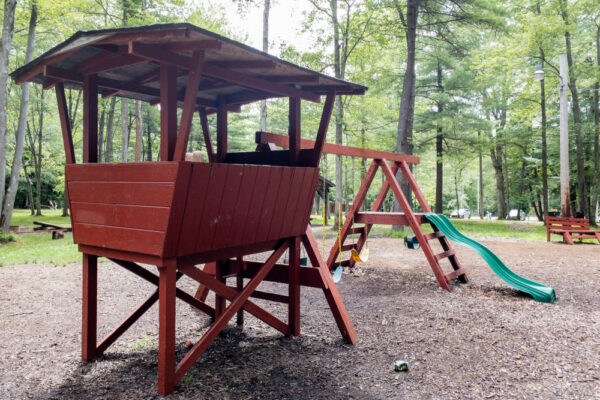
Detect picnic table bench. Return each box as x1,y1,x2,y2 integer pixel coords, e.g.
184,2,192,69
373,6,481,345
546,216,600,245
33,221,72,239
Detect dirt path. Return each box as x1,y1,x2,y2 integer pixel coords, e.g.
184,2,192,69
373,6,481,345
1,237,599,399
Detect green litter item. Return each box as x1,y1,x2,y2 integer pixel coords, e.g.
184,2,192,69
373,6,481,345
424,213,556,303
394,360,408,372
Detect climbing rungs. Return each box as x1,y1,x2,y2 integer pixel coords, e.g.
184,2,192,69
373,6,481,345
445,268,466,281
349,227,365,234
332,259,352,267
424,231,444,241
341,244,356,251
435,249,456,260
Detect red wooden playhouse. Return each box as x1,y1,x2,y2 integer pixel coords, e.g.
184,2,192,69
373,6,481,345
11,24,366,395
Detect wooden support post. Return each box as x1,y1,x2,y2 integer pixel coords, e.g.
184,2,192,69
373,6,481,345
198,108,215,162
288,97,301,165
173,51,205,161
288,237,301,336
312,89,335,165
216,96,227,162
157,260,177,396
55,83,75,164
215,261,226,317
236,260,244,326
160,63,177,161
82,253,97,362
82,75,98,163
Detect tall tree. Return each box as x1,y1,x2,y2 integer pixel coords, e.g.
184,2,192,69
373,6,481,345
0,0,18,213
2,0,38,233
260,0,270,131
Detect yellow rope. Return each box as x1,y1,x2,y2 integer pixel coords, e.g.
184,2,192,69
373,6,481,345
338,203,342,265
322,202,326,258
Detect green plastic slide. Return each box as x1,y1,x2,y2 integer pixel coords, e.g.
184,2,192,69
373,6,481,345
424,213,556,303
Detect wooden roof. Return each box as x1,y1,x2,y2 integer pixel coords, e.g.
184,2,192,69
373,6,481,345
11,23,367,113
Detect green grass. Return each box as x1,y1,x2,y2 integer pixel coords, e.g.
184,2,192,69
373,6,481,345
0,231,79,266
9,209,71,227
1,209,78,266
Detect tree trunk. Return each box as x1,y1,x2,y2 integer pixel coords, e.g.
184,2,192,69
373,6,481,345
0,0,17,212
560,0,586,217
135,100,142,161
592,24,599,225
1,1,37,233
393,0,419,225
330,0,344,229
35,97,43,216
478,132,484,218
23,164,34,215
146,105,152,161
540,72,548,222
105,97,116,162
259,0,270,131
435,61,443,214
121,98,129,162
490,145,506,219
98,101,106,162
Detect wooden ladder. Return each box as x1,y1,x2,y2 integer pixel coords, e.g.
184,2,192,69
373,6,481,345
326,158,467,291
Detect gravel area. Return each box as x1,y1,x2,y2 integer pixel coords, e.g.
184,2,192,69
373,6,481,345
1,235,599,399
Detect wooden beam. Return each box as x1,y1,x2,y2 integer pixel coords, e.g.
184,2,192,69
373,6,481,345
82,254,97,363
312,89,335,165
166,40,222,52
83,75,98,163
216,96,227,162
173,51,205,161
198,108,214,162
55,83,75,164
81,54,146,75
128,41,321,103
160,64,178,161
261,75,319,83
257,131,421,164
213,60,275,69
288,237,301,337
288,97,301,165
14,48,79,84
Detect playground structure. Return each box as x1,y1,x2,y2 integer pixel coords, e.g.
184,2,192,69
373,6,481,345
546,216,600,244
257,131,468,291
12,24,367,395
259,132,556,303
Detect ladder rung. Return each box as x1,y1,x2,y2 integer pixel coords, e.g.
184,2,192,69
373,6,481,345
424,231,444,241
341,244,356,251
435,249,456,260
445,268,466,281
349,227,365,234
332,259,352,267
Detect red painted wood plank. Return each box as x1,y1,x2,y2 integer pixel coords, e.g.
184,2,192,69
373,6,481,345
311,90,335,165
67,181,174,206
211,164,245,250
264,168,293,242
216,96,227,162
257,131,420,164
164,162,192,257
65,162,179,182
198,108,214,162
160,64,177,161
74,223,165,256
288,237,301,337
240,167,272,246
227,165,259,246
157,260,177,396
293,168,319,235
82,254,97,363
276,168,305,239
83,75,98,163
70,202,170,231
177,163,212,255
55,83,75,164
173,51,205,161
194,164,229,253
288,97,301,165
254,167,284,243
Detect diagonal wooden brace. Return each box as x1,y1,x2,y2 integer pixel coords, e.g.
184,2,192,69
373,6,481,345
110,258,215,317
179,262,289,335
175,241,289,382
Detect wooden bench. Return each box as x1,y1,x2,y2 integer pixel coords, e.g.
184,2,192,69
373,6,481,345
546,216,600,244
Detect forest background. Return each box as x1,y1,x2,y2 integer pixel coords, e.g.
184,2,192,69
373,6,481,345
0,0,599,236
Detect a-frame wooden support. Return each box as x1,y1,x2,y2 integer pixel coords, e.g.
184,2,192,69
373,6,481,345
326,158,467,291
